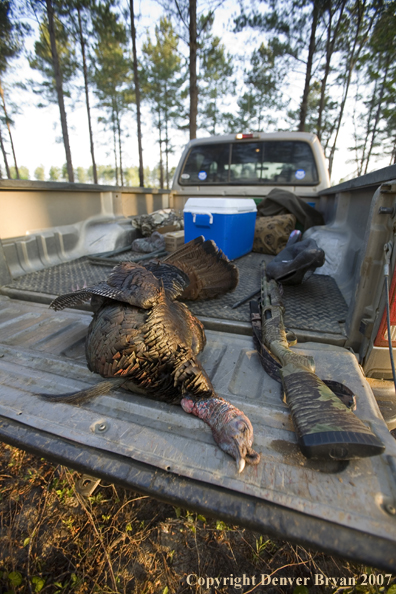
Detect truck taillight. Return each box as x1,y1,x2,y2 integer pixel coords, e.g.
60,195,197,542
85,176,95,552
374,267,396,347
235,133,257,139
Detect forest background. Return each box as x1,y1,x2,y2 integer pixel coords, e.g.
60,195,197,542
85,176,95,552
1,0,395,190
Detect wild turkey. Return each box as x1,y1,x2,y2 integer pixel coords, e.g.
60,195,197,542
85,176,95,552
45,237,260,473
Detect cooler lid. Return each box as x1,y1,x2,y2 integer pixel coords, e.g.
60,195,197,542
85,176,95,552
183,197,257,215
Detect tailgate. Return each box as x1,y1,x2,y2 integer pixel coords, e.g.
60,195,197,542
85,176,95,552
0,296,395,570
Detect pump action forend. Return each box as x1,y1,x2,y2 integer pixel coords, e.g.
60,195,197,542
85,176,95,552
260,262,384,460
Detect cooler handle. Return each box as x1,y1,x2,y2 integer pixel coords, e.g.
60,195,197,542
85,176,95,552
192,212,213,226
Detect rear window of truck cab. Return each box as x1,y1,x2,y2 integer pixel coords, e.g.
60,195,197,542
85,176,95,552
179,140,319,185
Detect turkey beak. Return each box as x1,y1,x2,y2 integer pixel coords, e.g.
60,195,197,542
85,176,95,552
234,441,246,473
235,443,260,473
237,455,246,474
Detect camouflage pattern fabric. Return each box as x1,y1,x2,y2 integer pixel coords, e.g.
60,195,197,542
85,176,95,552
253,214,296,255
132,209,184,237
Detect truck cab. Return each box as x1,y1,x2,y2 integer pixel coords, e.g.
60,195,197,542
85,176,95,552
171,132,330,208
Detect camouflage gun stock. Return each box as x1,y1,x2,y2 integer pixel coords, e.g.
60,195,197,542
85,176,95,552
260,262,384,460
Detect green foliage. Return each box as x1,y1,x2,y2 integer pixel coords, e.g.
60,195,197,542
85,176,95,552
10,165,29,179
124,166,139,186
8,571,23,587
91,1,132,107
352,0,396,172
142,17,184,188
287,79,338,141
226,40,288,133
31,575,46,592
0,0,28,76
75,166,87,183
29,10,77,106
90,0,133,185
97,164,115,183
199,16,234,135
34,165,45,180
49,165,61,181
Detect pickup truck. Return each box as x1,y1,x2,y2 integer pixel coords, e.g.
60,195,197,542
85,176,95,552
0,131,396,571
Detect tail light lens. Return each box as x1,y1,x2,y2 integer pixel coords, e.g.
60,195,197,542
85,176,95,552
374,268,396,347
235,133,258,140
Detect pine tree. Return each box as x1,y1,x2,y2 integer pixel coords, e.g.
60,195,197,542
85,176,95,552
352,1,396,173
160,0,220,139
327,0,382,176
49,165,61,180
199,16,234,135
129,0,144,187
34,165,45,180
234,0,317,131
227,40,288,132
0,0,28,179
58,0,98,184
91,0,133,186
142,17,183,188
29,0,77,181
316,0,348,142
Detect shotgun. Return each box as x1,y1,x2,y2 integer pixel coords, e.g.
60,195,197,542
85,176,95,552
260,262,384,460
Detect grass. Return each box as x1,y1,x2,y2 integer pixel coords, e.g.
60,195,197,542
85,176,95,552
0,442,395,594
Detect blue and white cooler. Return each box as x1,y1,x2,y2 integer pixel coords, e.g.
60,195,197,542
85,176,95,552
183,197,257,260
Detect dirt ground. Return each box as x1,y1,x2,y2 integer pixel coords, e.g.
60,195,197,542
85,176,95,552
0,442,395,594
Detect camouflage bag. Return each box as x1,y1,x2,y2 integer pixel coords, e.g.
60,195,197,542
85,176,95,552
253,214,296,255
132,209,184,237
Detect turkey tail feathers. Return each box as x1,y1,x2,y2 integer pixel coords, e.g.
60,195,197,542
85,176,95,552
164,236,239,300
38,378,125,403
50,290,94,311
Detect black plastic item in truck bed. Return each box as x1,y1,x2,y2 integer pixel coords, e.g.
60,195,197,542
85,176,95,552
1,251,348,339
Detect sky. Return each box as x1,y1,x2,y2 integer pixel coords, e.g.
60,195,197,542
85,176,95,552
2,0,393,186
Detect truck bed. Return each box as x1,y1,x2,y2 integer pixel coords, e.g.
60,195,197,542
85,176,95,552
0,280,395,570
1,251,348,344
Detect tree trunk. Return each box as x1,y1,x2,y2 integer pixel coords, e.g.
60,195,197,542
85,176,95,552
77,7,97,185
364,55,390,174
164,84,169,189
317,0,346,140
358,69,379,175
189,0,198,139
112,107,119,185
298,0,319,132
130,0,144,187
45,0,74,182
0,122,11,178
116,106,124,186
158,107,164,189
328,0,378,177
0,79,19,178
392,137,396,165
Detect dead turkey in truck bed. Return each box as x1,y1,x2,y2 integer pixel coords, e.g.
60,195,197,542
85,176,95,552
46,237,260,473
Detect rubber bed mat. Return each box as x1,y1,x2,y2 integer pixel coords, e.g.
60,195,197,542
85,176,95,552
2,251,348,336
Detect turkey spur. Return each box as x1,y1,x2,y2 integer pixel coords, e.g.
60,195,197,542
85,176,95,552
44,236,260,473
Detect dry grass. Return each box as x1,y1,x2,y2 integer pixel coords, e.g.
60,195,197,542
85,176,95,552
0,442,394,594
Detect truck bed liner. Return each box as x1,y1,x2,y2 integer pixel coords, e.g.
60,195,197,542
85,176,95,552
0,295,395,570
1,252,348,342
